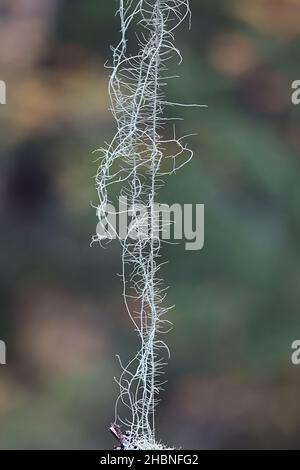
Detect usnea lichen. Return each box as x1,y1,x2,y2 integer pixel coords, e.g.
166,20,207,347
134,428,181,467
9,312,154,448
94,0,204,449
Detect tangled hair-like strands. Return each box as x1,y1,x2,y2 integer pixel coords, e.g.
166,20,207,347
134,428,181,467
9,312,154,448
93,0,205,449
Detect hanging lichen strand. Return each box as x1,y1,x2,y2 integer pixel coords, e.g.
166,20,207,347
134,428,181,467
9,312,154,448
94,0,201,450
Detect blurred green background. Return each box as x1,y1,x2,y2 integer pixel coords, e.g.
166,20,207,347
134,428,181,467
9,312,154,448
0,0,300,450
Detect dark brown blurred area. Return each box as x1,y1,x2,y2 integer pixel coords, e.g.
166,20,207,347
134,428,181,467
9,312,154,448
0,0,300,450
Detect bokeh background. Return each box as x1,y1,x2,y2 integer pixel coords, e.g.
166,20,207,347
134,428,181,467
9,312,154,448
0,0,300,450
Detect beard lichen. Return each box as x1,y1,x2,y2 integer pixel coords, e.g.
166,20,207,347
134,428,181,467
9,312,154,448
94,0,204,450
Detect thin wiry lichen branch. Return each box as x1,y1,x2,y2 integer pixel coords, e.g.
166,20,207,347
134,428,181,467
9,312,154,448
93,0,204,450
